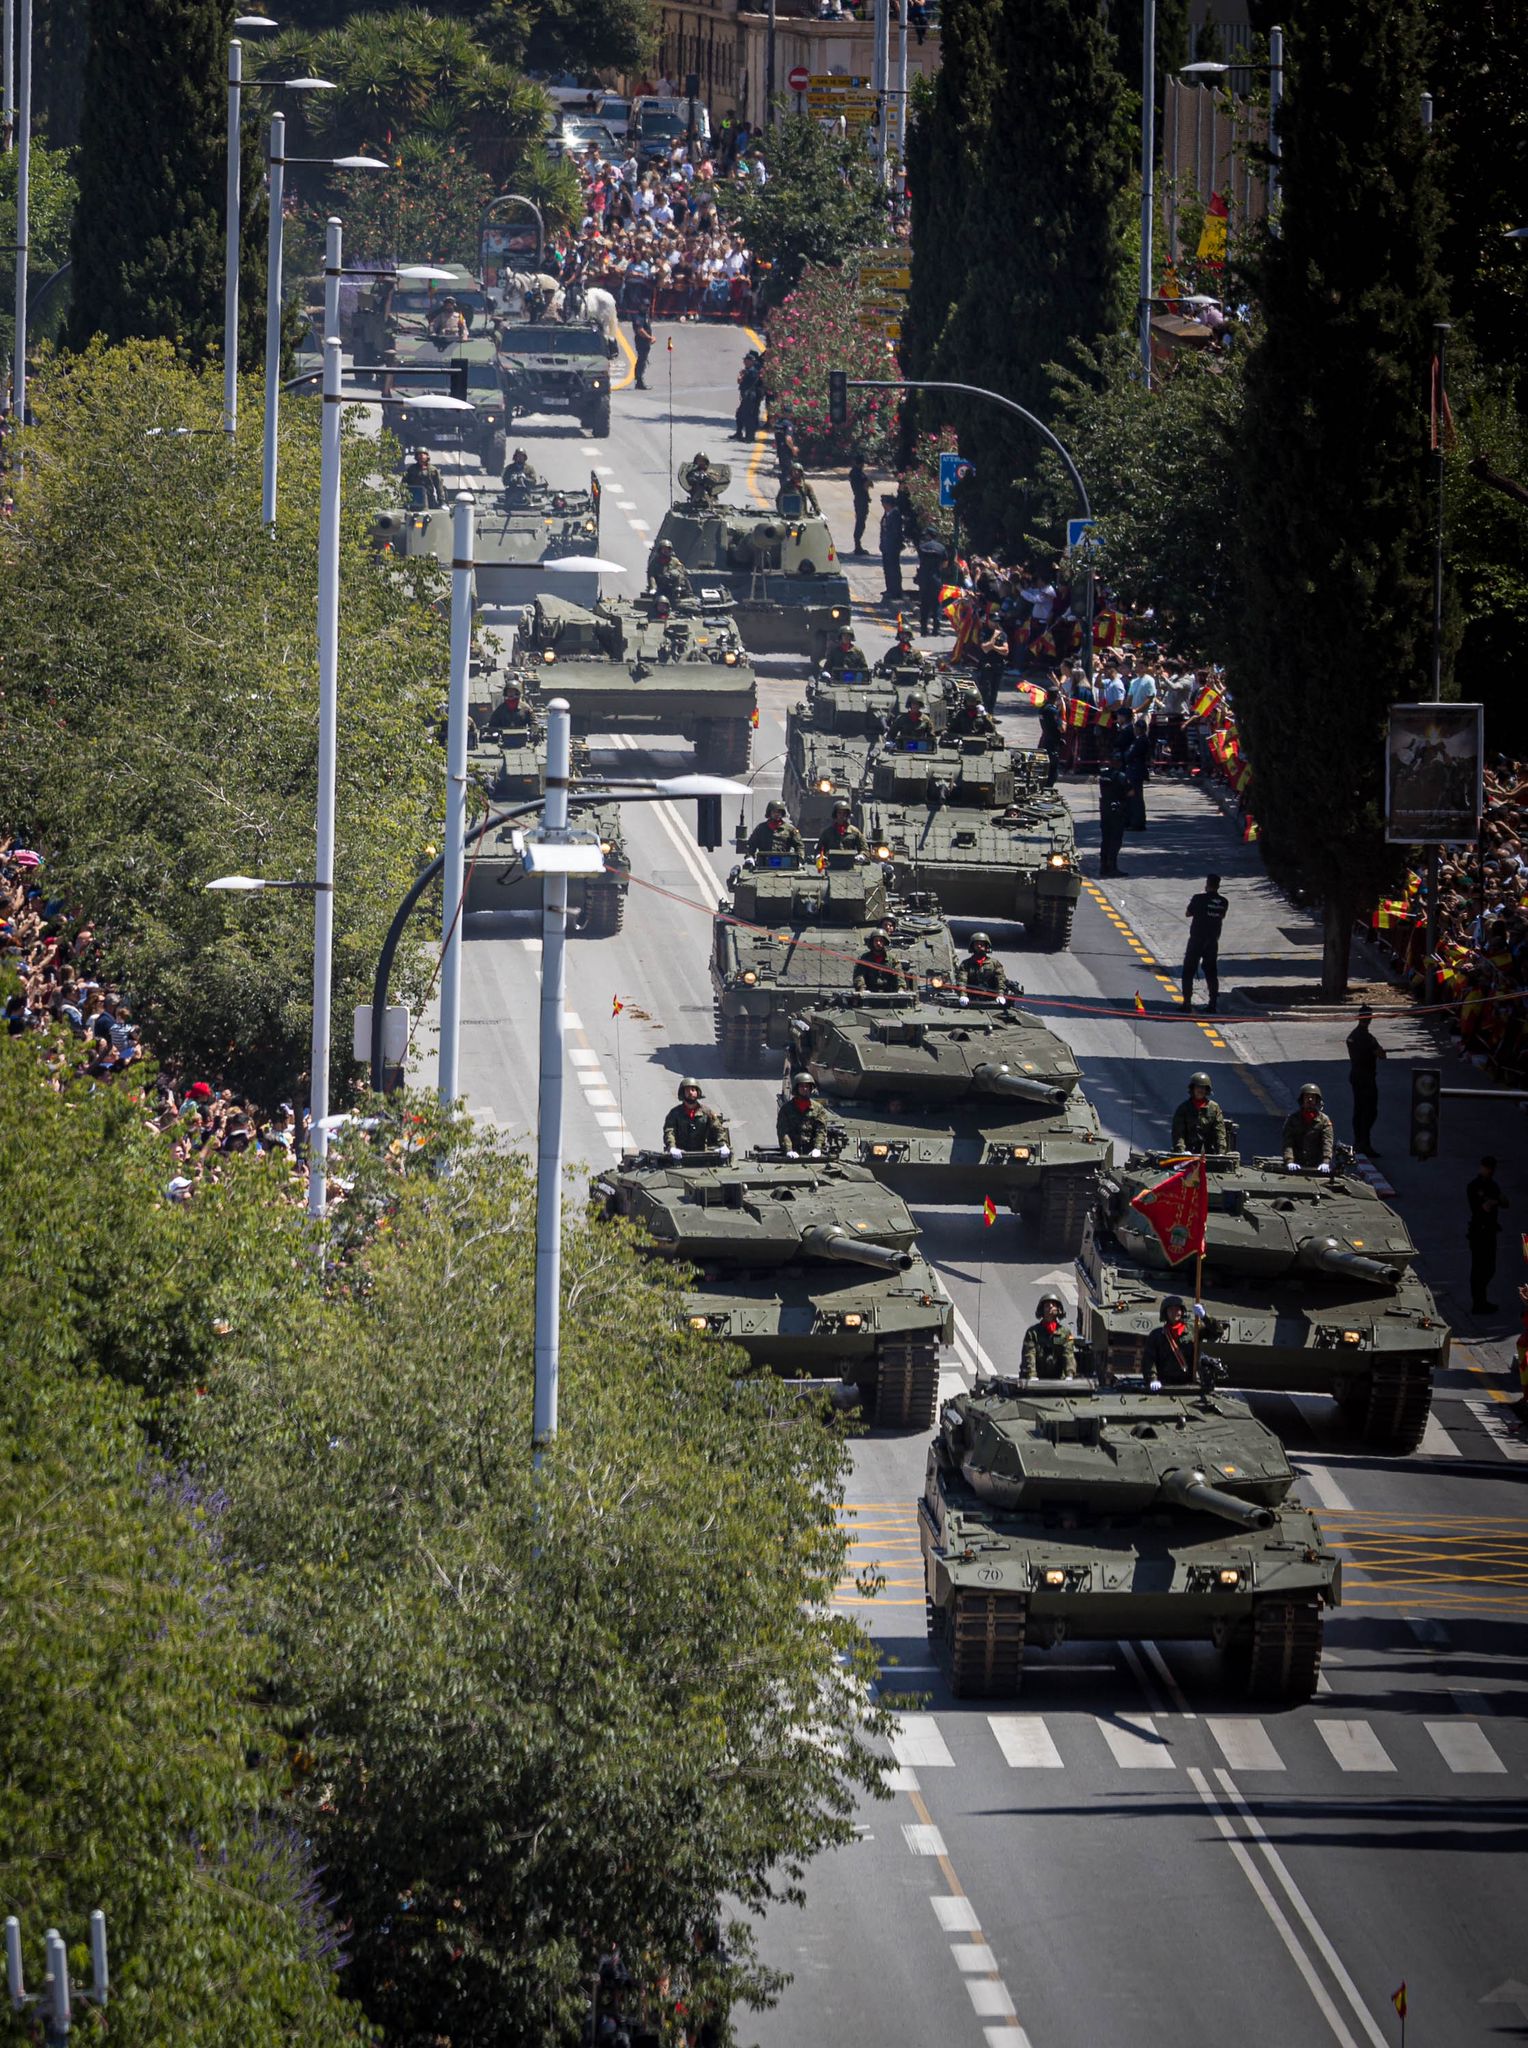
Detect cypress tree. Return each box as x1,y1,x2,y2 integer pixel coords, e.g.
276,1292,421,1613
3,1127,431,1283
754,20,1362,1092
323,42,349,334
1233,0,1445,995
68,0,232,360
936,0,1128,545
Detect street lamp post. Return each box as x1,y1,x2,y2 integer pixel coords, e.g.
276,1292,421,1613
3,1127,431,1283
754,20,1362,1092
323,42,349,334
308,332,343,1217
437,490,474,1106
1138,0,1155,388
10,0,28,448
3,0,13,154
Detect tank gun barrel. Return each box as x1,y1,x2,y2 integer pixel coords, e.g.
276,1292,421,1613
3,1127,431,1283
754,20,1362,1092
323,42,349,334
800,1223,913,1272
971,1060,1070,1108
1159,1467,1276,1530
1295,1235,1401,1286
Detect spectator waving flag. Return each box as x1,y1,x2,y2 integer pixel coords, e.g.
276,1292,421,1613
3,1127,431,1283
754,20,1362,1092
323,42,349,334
1129,1156,1209,1267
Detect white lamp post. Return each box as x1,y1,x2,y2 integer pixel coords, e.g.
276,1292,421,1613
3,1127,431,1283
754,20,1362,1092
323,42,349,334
438,489,474,1106
10,0,28,450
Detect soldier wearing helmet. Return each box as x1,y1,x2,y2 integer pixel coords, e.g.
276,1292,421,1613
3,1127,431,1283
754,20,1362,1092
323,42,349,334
1170,1070,1228,1154
957,931,1008,1001
646,534,693,606
853,927,902,993
945,685,997,740
888,691,937,751
487,678,532,734
1141,1294,1197,1387
1020,1292,1077,1380
816,797,865,856
663,1077,730,1156
777,1070,832,1156
822,623,869,678
1282,1082,1334,1171
745,800,804,860
503,447,541,495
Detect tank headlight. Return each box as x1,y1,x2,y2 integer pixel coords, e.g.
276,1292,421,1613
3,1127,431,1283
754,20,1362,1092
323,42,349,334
599,839,614,854
1048,853,1068,868
929,975,946,990
1011,1146,1032,1162
1043,1568,1066,1587
688,1315,710,1331
723,650,738,665
870,1143,890,1159
1218,1568,1242,1586
817,776,835,793
842,1313,864,1329
1341,1329,1362,1344
542,649,557,664
874,843,892,860
741,969,758,985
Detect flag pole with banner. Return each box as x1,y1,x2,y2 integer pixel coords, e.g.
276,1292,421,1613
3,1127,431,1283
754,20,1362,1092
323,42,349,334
1129,1156,1210,1371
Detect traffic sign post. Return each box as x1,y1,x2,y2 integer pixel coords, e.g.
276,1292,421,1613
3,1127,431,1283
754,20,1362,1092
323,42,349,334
938,453,974,509
787,62,808,112
1067,516,1096,551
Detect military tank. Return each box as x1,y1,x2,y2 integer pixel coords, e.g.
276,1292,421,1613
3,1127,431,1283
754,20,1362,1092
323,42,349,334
518,589,756,772
863,737,1082,948
787,994,1108,1251
920,1371,1340,1701
781,658,957,840
462,722,627,933
1075,1152,1450,1454
651,458,852,659
594,1149,955,1426
711,851,957,1070
372,471,602,606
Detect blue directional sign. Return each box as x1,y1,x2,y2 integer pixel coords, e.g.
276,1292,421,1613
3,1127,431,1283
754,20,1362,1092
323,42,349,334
1067,517,1096,550
938,454,975,508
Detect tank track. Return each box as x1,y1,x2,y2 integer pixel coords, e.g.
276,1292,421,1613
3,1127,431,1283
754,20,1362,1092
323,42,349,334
874,1336,940,1431
1029,898,1075,952
936,1588,1027,1700
576,881,625,937
697,718,753,776
1036,1166,1095,1258
1348,1363,1434,1457
1246,1595,1324,1704
715,1003,761,1074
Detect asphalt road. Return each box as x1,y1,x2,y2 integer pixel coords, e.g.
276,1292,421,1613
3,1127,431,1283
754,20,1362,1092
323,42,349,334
413,321,1528,2048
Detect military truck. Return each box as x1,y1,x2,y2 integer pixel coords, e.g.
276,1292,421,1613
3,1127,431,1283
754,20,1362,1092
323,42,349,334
862,736,1082,948
381,333,508,471
787,994,1108,1250
496,315,614,437
1075,1151,1450,1454
517,589,756,771
921,1371,1340,1700
594,1149,954,1426
372,471,602,607
463,722,627,933
651,459,852,659
711,852,957,1070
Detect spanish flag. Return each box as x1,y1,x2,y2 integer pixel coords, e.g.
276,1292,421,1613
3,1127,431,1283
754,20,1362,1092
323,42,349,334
750,705,760,728
612,995,624,1017
1067,698,1092,731
1242,816,1261,843
1015,680,1048,706
1192,680,1224,719
1197,190,1229,268
982,1194,999,1227
1134,992,1146,1016
1391,1985,1407,2021
938,582,964,618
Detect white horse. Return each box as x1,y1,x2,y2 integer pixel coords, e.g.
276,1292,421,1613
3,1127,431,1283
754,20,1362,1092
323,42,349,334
573,285,620,345
499,270,564,319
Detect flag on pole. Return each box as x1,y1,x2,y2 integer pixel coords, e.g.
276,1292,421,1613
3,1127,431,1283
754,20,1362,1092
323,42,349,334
1129,1155,1209,1267
982,1195,999,1227
1242,816,1261,843
1134,991,1146,1015
666,335,674,352
1197,191,1229,268
612,995,624,1017
1392,1985,1407,2020
750,705,761,728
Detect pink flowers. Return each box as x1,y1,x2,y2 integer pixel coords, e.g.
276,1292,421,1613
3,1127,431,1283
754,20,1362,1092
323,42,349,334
763,263,901,464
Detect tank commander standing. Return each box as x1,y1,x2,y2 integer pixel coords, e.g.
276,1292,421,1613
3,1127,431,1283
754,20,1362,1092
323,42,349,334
822,624,869,678
816,799,865,856
487,679,533,734
664,1078,730,1157
403,447,444,509
1020,1293,1077,1380
682,451,719,504
1141,1296,1197,1387
888,692,938,750
1170,1071,1228,1154
957,931,1008,1001
1281,1082,1335,1172
778,1071,832,1156
945,686,997,740
503,447,542,495
646,537,693,605
853,928,903,992
745,800,804,860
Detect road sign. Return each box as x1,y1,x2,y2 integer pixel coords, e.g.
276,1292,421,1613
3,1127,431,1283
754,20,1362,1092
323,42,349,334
859,263,911,294
787,65,810,91
939,453,975,508
1066,516,1096,550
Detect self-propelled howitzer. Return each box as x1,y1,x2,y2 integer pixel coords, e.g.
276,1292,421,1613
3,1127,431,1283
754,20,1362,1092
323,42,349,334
1075,1152,1450,1453
921,1376,1339,1700
593,1150,955,1426
788,996,1108,1251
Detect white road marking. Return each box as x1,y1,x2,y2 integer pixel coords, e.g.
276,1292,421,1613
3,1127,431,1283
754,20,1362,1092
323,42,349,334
1098,1713,1175,1768
593,1108,627,1128
952,1303,1000,1380
1207,1718,1285,1773
1142,1639,1195,1718
931,1895,981,1934
984,2031,1033,2048
901,1823,946,1856
884,1765,920,1792
1290,1454,1354,1512
1465,1396,1528,1460
1316,1720,1395,1773
1418,1409,1463,1458
953,1944,998,1972
569,1048,601,1067
594,465,616,476
1188,1768,1363,2048
582,1087,619,1108
891,1715,954,1768
1424,1720,1506,1774
988,1715,1064,1769
937,1367,968,1406
616,498,638,509
966,1981,1017,2020
564,1010,584,1031
1316,1671,1333,1696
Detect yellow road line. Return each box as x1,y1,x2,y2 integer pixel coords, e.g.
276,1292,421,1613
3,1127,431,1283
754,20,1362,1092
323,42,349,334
611,325,637,393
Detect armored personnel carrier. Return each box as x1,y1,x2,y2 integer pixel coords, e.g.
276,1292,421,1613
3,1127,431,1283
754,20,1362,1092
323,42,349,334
372,471,602,607
1076,1152,1450,1454
711,852,957,1070
788,995,1108,1251
863,737,1081,948
780,657,955,840
651,458,852,659
518,589,756,772
461,723,627,933
382,333,508,470
496,315,614,438
594,1150,954,1426
921,1372,1340,1700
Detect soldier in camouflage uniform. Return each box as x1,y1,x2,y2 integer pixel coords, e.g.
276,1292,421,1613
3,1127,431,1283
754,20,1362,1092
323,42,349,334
944,687,997,741
958,932,1009,1001
745,801,805,860
646,537,694,606
888,692,938,750
1281,1082,1335,1171
1170,1071,1228,1154
853,929,903,993
663,1078,730,1156
777,1072,832,1156
1020,1294,1077,1380
822,625,869,678
816,799,866,856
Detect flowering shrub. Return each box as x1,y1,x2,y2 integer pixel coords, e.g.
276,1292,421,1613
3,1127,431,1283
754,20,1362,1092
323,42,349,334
763,264,901,466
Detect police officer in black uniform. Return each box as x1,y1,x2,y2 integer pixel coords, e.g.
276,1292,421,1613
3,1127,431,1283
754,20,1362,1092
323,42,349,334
1182,873,1228,1012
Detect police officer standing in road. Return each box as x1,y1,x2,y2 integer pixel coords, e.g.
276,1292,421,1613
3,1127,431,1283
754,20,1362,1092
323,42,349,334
778,1072,832,1156
1182,874,1228,1012
848,450,872,554
916,532,947,635
1466,1156,1510,1316
1098,764,1131,878
1020,1294,1077,1380
1281,1082,1335,1171
1171,1071,1228,1154
632,310,654,390
1345,1004,1386,1156
663,1078,730,1155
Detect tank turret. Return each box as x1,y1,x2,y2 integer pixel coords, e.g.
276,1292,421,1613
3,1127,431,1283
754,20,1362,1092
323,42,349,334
800,1222,914,1272
920,1378,1339,1702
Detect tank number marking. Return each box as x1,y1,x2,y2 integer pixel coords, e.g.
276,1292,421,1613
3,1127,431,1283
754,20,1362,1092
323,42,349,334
977,1567,1004,1582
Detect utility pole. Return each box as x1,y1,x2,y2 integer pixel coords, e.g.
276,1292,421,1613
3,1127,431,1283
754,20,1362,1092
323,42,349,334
438,491,474,1106
1138,0,1155,387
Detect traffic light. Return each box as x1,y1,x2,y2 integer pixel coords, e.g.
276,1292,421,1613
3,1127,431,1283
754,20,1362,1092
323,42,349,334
696,794,722,850
828,369,847,427
1410,1066,1441,1160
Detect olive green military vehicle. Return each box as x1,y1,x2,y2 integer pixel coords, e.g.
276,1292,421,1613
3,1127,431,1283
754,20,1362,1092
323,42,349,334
711,852,957,1070
497,316,614,437
372,471,602,607
862,736,1082,949
381,332,508,470
1076,1152,1450,1454
517,589,756,771
787,994,1108,1251
462,722,627,933
781,658,956,840
594,1149,955,1427
921,1372,1340,1701
652,459,852,659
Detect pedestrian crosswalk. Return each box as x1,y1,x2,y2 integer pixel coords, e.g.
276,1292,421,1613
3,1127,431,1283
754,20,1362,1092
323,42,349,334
884,1707,1521,1787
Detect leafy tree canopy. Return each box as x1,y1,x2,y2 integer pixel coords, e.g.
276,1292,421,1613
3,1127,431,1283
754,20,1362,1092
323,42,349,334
0,141,76,358
728,116,886,308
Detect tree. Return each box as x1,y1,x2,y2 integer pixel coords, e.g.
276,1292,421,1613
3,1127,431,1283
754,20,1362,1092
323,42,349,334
935,0,1130,545
727,115,885,308
0,140,76,359
763,264,901,464
1233,0,1445,994
68,0,232,360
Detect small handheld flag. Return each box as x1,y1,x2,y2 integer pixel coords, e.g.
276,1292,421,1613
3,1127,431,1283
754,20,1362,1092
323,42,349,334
982,1195,998,1227
1134,992,1146,1016
666,335,674,351
750,706,760,728
612,995,624,1017
1392,1984,1407,2020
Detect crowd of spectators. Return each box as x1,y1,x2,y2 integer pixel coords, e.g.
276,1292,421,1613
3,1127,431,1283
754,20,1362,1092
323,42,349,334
2,838,310,1200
